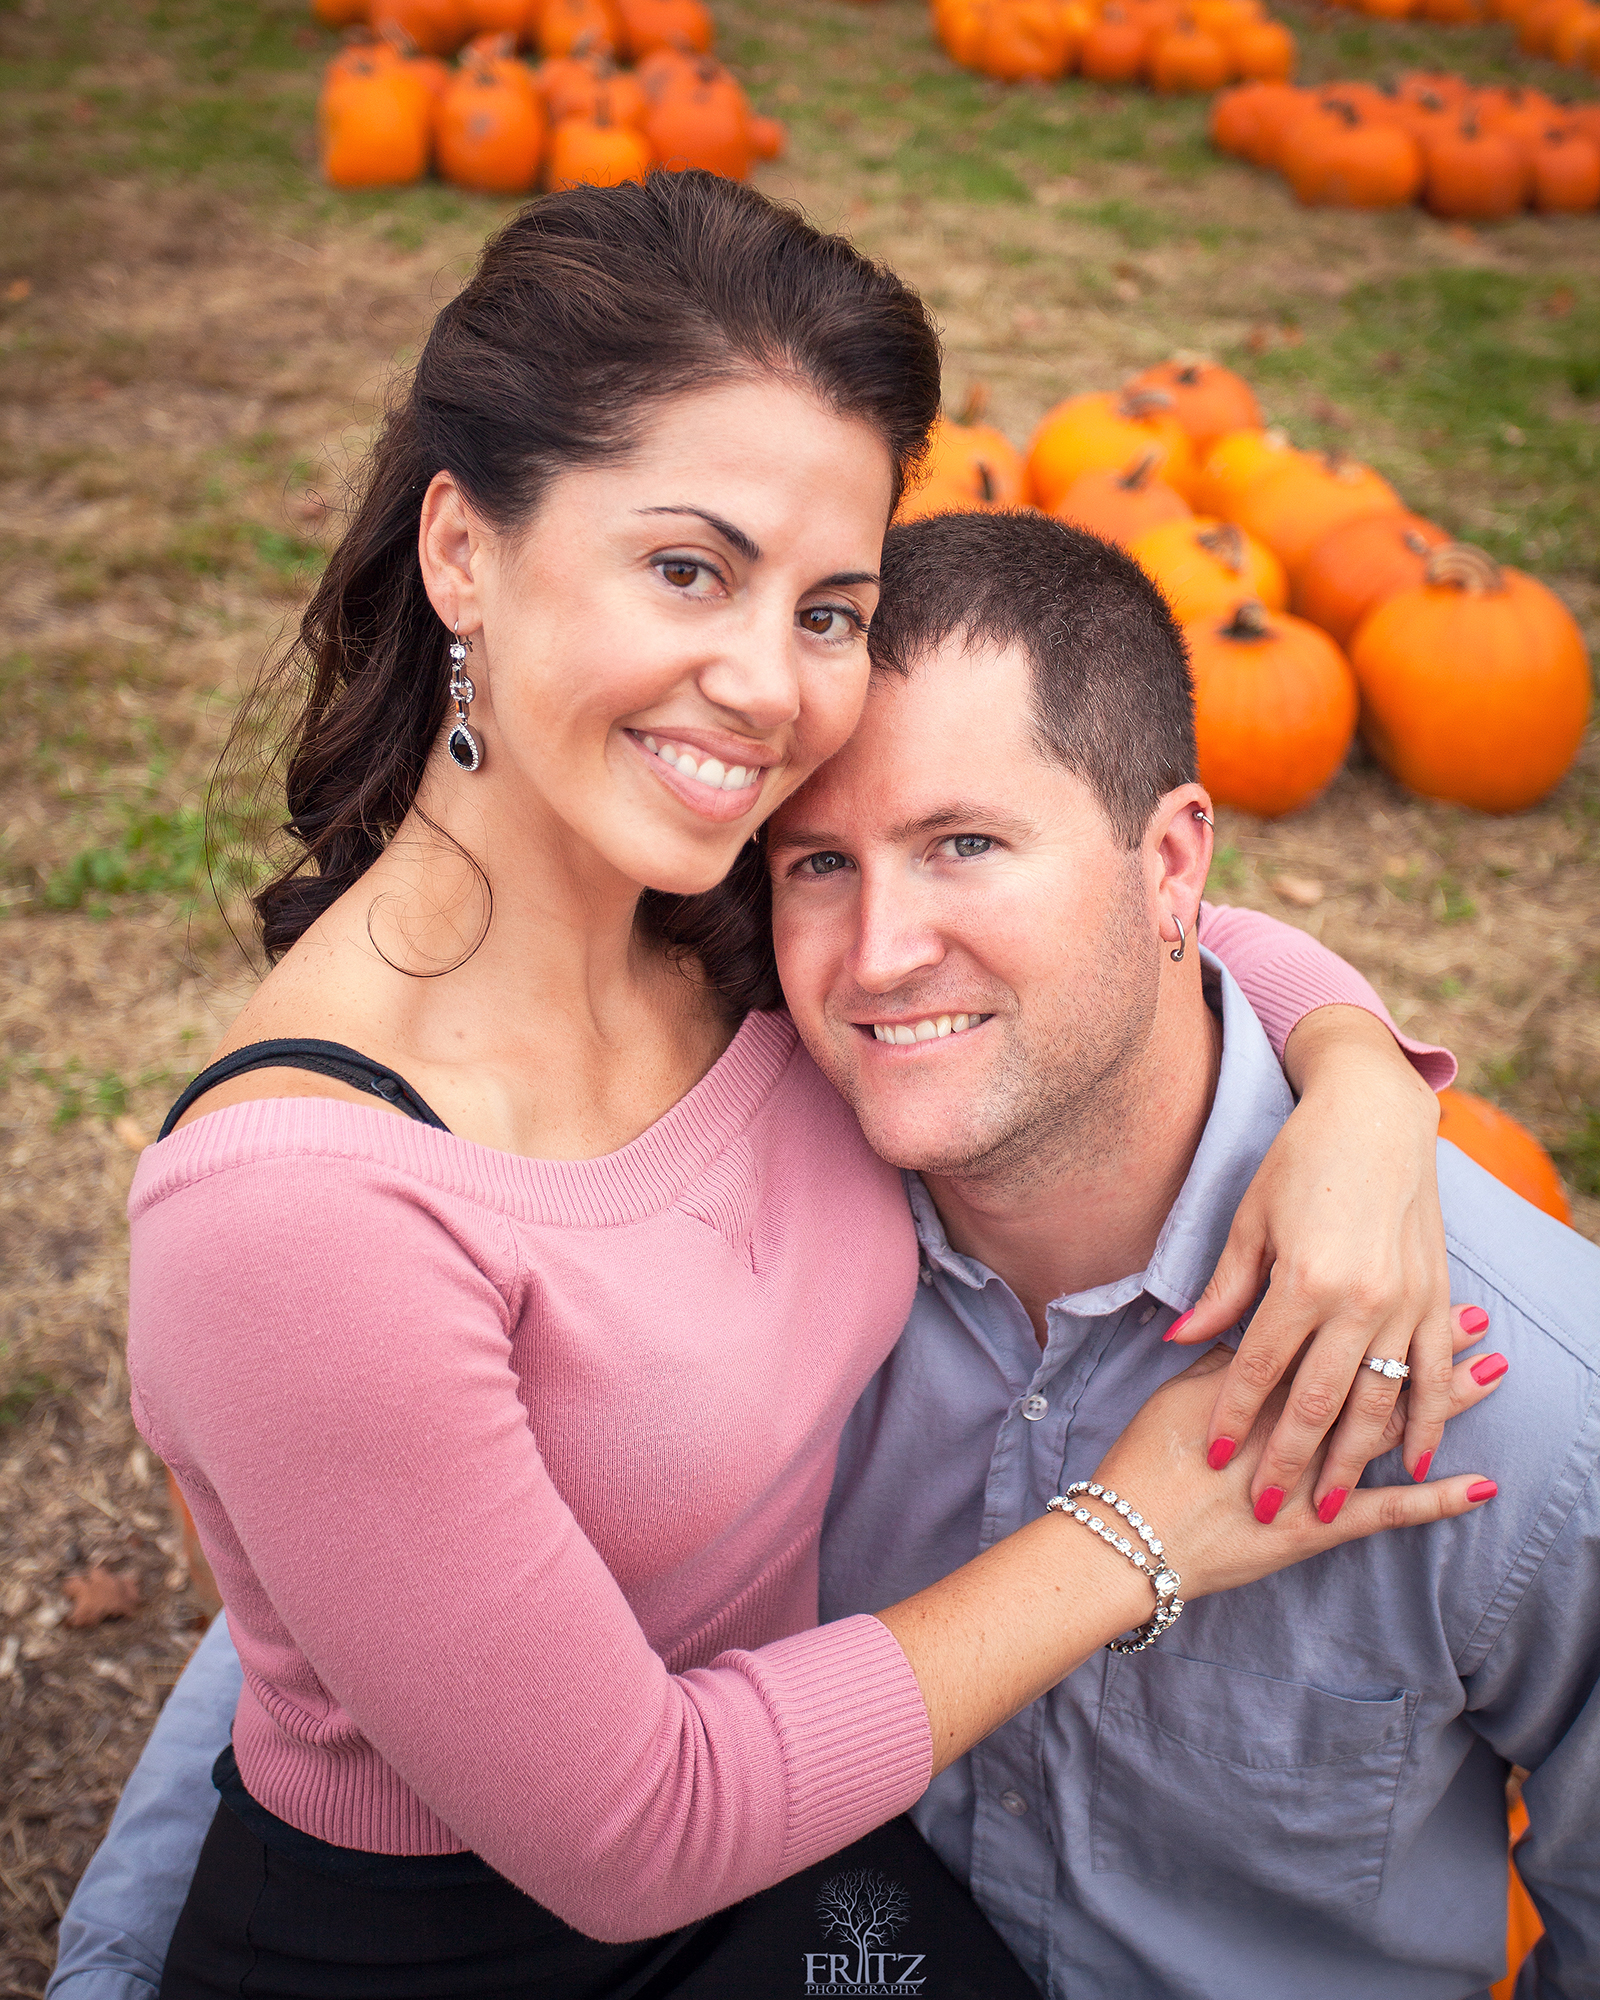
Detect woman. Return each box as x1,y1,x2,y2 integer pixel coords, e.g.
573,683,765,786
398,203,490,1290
113,173,1494,1997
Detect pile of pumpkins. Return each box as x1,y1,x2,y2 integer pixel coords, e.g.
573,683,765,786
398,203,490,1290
1322,0,1600,78
931,0,1297,88
898,359,1592,820
1211,71,1600,212
313,0,784,191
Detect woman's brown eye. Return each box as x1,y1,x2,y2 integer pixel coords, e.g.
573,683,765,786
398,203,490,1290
662,561,699,588
802,608,835,634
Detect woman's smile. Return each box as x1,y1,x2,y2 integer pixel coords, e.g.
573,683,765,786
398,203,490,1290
624,725,780,823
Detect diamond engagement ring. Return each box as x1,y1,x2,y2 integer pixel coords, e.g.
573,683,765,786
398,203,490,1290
1366,1356,1411,1382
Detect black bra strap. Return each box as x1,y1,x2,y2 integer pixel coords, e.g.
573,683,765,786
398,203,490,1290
159,1039,451,1140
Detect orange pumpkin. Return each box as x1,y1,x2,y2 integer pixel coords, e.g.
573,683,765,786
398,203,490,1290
1437,1090,1570,1223
615,0,715,56
1230,449,1402,582
320,54,433,184
1124,357,1261,453
748,112,786,159
1350,543,1592,815
1132,515,1288,620
1228,16,1296,78
435,58,546,189
643,56,751,178
315,0,374,25
1209,79,1306,164
369,0,470,54
1292,510,1452,643
1147,20,1234,90
1551,0,1600,57
1079,6,1152,82
1192,424,1300,517
539,0,620,58
898,403,1029,521
1423,118,1529,219
1530,126,1600,210
462,0,533,34
970,0,1075,79
1055,451,1193,545
1185,600,1359,818
1027,388,1199,514
548,109,654,184
1282,102,1424,207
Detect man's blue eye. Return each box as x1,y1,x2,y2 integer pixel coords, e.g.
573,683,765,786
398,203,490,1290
951,836,991,858
804,853,849,875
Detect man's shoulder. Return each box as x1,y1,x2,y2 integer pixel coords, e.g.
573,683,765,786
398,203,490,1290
1436,1138,1600,1378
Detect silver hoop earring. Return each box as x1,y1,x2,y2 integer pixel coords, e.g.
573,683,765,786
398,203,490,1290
446,623,481,774
1192,808,1213,828
1169,914,1187,963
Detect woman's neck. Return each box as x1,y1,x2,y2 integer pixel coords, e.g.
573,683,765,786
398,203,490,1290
220,794,736,1162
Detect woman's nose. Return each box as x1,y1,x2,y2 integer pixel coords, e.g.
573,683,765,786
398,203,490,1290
696,611,802,731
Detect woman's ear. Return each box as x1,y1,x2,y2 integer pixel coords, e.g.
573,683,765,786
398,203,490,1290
1147,785,1214,959
418,472,483,633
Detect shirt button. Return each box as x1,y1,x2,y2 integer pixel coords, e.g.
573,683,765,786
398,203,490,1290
999,1790,1029,1817
1022,1394,1049,1421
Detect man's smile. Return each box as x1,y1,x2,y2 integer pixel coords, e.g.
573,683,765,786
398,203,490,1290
859,1013,993,1046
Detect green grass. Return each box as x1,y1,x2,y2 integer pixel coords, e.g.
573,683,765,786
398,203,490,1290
0,1368,57,1429
39,804,261,915
1557,1108,1600,1198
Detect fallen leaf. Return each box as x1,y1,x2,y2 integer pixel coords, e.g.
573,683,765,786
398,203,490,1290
1543,286,1575,319
291,491,328,525
1013,307,1044,334
1447,222,1476,244
1245,324,1272,355
1270,873,1324,909
5,277,31,303
62,1566,140,1628
112,1115,151,1151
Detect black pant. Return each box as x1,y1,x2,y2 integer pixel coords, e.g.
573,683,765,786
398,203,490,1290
159,1798,1040,1999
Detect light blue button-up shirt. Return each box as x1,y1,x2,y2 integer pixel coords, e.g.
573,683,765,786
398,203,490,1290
822,957,1600,2000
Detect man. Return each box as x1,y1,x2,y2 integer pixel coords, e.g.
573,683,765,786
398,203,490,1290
49,512,1597,1999
770,511,1599,1999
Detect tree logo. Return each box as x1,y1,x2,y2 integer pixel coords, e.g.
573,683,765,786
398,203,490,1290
803,1869,926,1993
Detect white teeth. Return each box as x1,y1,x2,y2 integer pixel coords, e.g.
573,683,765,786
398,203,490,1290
639,735,760,792
873,1013,984,1045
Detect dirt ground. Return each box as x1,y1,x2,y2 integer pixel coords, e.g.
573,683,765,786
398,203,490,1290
1,2,1597,1988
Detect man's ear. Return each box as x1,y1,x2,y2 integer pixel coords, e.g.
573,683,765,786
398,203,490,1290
1146,784,1214,960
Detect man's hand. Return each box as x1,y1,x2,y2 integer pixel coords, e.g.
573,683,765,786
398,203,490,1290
1166,1004,1497,1520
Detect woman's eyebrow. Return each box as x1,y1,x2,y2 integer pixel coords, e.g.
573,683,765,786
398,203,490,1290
637,506,761,563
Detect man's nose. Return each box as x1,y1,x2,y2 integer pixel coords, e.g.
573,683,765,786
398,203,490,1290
849,866,946,995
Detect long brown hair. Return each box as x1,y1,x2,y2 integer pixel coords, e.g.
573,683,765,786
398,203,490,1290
228,171,941,1016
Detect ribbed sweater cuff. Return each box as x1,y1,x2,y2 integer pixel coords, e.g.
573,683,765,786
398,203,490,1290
729,1614,933,1876
1226,953,1457,1091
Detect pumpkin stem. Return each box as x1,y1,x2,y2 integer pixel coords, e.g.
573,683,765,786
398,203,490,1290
978,463,997,505
1401,528,1432,555
1118,449,1162,491
1423,542,1504,595
1220,600,1273,641
956,382,991,427
1196,521,1247,574
1120,387,1175,420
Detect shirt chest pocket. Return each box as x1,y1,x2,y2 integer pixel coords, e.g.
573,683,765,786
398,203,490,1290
1090,1649,1415,1912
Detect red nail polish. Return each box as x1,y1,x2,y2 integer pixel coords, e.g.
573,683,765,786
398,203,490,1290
1207,1436,1236,1471
1470,1353,1508,1387
1164,1309,1194,1343
1460,1306,1490,1336
1316,1488,1348,1525
1254,1487,1285,1525
1413,1451,1433,1483
1467,1480,1498,1503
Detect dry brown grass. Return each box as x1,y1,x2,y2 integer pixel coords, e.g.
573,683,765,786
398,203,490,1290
1,2,1596,1988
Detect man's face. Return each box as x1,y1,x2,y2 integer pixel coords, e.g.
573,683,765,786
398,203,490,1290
768,639,1163,1186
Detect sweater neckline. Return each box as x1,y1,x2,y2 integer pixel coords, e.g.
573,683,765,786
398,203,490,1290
134,1009,802,1228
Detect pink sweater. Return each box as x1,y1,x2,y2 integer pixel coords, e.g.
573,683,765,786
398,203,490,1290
127,907,1451,1940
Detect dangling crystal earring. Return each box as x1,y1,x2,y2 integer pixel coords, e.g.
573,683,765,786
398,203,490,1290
446,622,480,773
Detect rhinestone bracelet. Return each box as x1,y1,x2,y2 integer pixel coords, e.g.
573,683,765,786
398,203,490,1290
1046,1479,1184,1655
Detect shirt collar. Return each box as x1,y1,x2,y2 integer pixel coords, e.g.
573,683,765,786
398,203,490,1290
907,950,1294,1320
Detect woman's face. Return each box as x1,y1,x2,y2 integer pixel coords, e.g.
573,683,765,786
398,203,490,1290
419,374,896,900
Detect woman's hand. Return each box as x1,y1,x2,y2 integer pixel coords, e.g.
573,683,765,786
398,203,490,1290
1167,1003,1481,1520
1091,1345,1500,1605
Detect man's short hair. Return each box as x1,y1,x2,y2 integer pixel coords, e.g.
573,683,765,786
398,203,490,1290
867,509,1198,848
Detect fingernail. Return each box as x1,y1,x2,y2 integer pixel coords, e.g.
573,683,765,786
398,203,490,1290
1316,1488,1348,1525
1467,1480,1498,1503
1413,1451,1433,1483
1460,1306,1490,1336
1207,1436,1236,1470
1164,1310,1194,1342
1254,1487,1285,1525
1470,1353,1508,1387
